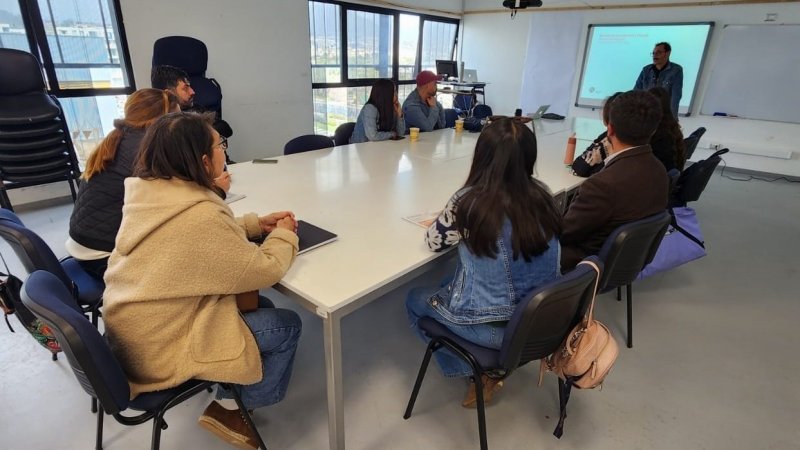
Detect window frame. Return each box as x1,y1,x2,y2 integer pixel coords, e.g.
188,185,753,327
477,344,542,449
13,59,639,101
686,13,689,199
309,0,460,91
15,0,136,98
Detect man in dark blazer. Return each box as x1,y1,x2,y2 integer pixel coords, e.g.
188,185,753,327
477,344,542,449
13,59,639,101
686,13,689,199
561,90,669,271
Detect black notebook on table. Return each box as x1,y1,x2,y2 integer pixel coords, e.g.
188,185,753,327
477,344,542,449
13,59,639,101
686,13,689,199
253,220,337,254
296,220,337,254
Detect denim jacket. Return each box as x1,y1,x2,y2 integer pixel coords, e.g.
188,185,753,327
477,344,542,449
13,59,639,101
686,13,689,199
402,88,445,132
424,191,561,325
350,103,406,144
634,61,683,117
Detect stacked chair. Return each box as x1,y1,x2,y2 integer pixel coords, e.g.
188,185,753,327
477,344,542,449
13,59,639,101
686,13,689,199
0,49,82,211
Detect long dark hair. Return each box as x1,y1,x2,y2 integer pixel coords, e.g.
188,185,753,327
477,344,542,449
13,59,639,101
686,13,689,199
133,111,218,192
367,79,396,132
648,87,686,169
456,118,562,261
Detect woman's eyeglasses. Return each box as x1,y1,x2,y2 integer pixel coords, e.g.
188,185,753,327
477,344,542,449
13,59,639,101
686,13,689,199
217,136,228,150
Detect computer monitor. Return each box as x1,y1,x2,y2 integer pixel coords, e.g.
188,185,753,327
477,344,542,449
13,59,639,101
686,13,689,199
435,60,458,79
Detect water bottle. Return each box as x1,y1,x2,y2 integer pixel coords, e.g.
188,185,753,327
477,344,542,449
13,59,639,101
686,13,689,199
564,133,576,166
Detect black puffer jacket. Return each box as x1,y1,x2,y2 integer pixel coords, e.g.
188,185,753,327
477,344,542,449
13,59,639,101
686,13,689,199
69,128,145,252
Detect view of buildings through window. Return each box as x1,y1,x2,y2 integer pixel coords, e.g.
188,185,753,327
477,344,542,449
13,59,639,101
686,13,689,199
0,0,132,163
309,1,458,135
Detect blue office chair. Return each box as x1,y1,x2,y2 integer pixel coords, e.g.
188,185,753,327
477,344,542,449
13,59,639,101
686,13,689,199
21,270,267,450
0,209,103,326
333,122,356,146
444,108,458,128
404,257,602,450
472,104,493,120
597,211,671,348
683,127,707,161
284,134,334,155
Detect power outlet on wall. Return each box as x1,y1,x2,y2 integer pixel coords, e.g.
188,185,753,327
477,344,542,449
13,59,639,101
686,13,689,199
709,142,722,150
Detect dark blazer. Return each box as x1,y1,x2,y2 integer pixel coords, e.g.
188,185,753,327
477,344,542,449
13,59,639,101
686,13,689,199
561,145,669,271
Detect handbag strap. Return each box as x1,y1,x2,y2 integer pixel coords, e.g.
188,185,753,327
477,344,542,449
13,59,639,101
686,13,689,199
576,259,601,323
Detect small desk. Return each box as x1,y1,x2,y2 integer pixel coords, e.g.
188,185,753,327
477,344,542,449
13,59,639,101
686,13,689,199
437,80,487,106
228,128,583,450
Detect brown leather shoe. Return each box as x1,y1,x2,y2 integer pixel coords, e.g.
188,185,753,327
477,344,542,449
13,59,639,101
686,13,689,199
462,375,504,408
198,401,260,449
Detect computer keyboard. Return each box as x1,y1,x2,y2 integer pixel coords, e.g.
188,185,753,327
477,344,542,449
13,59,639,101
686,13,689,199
540,113,565,120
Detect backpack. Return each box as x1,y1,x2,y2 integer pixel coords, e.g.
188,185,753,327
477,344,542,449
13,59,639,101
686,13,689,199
539,259,619,438
0,253,61,357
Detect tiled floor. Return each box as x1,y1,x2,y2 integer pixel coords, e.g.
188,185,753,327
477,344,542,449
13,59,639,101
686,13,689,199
1,173,799,450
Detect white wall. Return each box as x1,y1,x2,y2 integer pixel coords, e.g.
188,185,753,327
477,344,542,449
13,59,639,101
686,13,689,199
120,0,314,161
461,3,800,176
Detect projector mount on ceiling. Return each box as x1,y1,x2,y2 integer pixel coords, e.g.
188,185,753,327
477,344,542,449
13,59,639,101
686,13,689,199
501,0,543,18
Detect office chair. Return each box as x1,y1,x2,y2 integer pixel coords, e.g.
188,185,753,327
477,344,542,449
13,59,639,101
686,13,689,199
0,48,82,210
683,127,706,161
670,148,728,207
444,108,458,128
284,134,334,155
0,209,103,327
596,211,671,348
333,122,356,146
21,270,268,450
404,257,601,450
152,36,223,117
472,104,493,120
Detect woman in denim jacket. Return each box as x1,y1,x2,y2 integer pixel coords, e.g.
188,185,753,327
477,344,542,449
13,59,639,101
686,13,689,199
406,118,562,407
349,79,406,143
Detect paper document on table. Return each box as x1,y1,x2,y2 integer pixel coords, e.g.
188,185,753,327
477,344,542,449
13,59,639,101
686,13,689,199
403,211,441,228
225,192,246,204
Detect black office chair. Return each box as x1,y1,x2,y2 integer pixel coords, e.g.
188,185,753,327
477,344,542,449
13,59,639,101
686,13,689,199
670,148,728,208
444,108,458,128
0,209,103,327
284,134,334,155
472,104,493,120
152,36,223,117
333,122,356,146
21,270,267,450
0,48,82,210
683,127,706,160
596,211,671,348
403,257,602,450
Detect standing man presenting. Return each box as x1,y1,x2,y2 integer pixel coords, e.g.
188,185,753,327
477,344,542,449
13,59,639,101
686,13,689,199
634,42,683,117
403,70,446,132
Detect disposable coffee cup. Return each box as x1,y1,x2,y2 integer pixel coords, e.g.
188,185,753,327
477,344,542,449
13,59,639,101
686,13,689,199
409,127,420,140
455,119,464,132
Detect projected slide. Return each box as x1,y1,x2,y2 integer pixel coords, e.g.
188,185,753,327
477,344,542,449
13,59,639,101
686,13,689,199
576,23,713,115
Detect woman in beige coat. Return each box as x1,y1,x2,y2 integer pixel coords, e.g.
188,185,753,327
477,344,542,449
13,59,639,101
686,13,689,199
103,112,300,449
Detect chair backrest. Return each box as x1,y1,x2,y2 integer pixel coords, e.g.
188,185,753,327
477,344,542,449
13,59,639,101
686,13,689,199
284,134,335,155
473,104,493,120
0,48,46,96
444,108,458,128
21,270,130,414
0,209,73,288
597,211,671,291
498,256,602,371
684,127,706,160
333,122,356,146
152,36,208,76
674,148,728,205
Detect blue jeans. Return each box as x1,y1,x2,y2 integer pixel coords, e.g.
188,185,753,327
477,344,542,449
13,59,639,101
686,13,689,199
406,286,506,378
217,297,301,409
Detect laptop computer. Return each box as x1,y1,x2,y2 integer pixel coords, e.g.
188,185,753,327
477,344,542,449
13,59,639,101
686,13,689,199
462,69,478,83
527,105,551,119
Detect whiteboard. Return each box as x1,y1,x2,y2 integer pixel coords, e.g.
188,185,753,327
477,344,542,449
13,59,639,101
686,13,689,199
701,24,800,123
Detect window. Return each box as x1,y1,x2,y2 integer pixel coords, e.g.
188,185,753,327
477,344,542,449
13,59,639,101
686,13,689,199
309,1,459,135
0,0,135,163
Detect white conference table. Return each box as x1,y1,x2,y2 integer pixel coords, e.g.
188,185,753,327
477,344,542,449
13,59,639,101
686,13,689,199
228,126,585,450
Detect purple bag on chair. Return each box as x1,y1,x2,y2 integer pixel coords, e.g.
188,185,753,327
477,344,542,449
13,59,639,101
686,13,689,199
638,207,706,280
